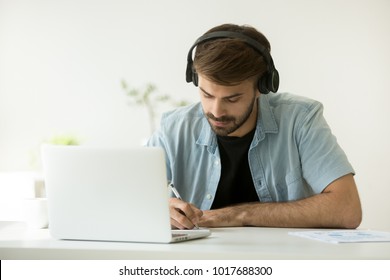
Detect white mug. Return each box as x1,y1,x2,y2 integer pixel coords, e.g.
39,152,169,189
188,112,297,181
23,198,48,229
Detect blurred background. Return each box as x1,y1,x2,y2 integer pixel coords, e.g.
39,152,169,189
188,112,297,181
0,0,389,229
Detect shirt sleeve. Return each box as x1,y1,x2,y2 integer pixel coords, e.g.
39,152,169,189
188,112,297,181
295,101,354,193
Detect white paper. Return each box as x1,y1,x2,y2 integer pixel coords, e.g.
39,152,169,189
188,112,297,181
288,230,390,244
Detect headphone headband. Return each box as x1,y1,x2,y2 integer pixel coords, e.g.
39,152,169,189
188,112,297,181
186,31,279,94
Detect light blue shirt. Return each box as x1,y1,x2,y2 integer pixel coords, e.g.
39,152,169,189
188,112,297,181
147,92,354,210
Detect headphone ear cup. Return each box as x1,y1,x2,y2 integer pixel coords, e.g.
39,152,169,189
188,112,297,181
192,71,199,87
186,62,193,83
269,69,279,93
258,69,279,94
185,61,199,86
257,75,270,94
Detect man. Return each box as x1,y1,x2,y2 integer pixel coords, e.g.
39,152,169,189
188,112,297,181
147,23,362,229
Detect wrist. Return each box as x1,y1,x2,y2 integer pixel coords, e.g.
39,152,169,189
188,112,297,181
234,204,253,226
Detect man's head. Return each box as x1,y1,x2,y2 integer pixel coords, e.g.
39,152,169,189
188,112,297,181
186,23,279,94
186,24,278,137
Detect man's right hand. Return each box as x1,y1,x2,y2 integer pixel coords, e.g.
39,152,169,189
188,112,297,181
169,198,203,229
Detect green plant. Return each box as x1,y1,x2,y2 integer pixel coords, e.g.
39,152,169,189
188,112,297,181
29,134,80,170
48,134,80,146
121,80,189,133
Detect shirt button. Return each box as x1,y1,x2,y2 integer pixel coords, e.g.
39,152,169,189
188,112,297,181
214,160,220,166
206,194,213,200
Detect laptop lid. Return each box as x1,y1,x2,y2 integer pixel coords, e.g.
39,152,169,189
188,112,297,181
41,145,210,243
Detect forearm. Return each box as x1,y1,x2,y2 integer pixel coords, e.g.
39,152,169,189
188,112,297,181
200,197,336,228
201,197,353,228
200,175,362,229
231,195,338,228
246,193,339,228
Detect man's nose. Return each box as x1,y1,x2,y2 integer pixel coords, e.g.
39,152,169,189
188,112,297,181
210,100,226,119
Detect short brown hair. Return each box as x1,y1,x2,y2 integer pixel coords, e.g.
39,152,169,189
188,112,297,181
193,24,271,86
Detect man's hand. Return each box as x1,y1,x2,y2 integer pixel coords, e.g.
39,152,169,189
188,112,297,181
169,198,203,229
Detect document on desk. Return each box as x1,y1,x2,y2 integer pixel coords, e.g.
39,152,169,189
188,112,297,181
288,230,390,244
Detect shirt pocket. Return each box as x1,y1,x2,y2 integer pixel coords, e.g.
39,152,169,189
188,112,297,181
275,166,305,201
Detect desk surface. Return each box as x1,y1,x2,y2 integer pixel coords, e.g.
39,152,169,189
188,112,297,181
1,222,389,260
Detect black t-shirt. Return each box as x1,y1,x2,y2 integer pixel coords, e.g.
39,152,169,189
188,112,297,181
211,129,259,209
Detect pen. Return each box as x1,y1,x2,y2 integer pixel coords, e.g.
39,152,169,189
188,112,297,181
168,183,182,200
168,183,199,229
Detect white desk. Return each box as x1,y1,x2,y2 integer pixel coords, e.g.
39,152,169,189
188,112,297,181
1,222,389,259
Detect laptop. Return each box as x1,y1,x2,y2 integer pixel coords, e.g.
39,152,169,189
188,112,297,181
41,144,211,243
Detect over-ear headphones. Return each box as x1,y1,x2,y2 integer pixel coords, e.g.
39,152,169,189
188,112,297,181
186,31,279,94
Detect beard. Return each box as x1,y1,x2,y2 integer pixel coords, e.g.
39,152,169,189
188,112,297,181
205,95,257,136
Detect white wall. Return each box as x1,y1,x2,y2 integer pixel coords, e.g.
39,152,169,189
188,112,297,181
1,0,389,229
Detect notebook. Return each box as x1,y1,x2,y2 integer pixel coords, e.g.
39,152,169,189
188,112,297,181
41,144,211,243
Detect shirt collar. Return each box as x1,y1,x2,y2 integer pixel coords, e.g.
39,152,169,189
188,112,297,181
196,109,219,154
255,94,278,140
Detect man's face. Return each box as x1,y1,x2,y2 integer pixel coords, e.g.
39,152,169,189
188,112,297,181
198,74,260,137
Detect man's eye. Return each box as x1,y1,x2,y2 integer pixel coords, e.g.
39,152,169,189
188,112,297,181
227,97,239,103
